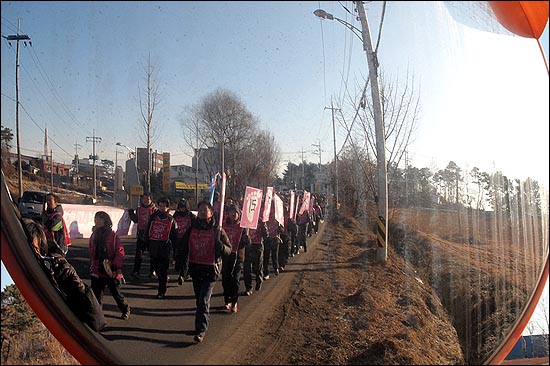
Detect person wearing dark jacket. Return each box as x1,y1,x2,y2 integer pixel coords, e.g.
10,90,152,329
173,198,196,274
178,200,231,343
89,211,130,320
221,204,249,313
129,192,156,279
243,217,267,296
42,193,71,255
22,218,106,332
145,197,178,299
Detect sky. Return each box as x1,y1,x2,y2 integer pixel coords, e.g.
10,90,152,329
1,0,549,335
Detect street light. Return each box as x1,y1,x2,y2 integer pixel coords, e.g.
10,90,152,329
116,142,135,159
314,3,388,264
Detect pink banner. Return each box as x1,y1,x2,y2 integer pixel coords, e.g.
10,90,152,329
289,191,295,220
299,191,310,215
240,186,263,229
273,193,284,227
261,186,274,222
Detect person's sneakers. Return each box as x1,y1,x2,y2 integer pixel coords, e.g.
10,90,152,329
274,268,279,276
156,293,165,299
130,272,139,280
224,302,232,311
150,271,158,279
263,275,270,280
121,306,131,320
279,266,285,272
193,335,204,343
245,289,253,296
231,303,238,313
255,282,262,291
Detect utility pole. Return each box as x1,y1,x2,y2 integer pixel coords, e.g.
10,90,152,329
86,130,102,200
311,139,322,194
74,140,82,186
325,97,341,211
355,1,388,264
301,147,305,191
3,19,31,199
50,149,53,192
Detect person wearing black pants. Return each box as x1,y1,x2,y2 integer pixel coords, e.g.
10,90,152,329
145,197,178,299
221,204,249,313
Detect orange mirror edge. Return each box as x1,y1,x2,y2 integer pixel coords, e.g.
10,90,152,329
485,253,549,365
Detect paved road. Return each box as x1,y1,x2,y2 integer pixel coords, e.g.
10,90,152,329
66,223,325,365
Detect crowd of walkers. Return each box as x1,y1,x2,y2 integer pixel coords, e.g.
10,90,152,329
124,190,326,342
19,190,327,344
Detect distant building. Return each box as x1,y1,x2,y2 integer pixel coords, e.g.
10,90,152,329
505,334,549,360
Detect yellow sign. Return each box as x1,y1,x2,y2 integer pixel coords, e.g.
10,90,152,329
175,181,209,190
130,185,144,196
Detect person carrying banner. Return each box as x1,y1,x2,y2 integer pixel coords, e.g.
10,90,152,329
178,200,231,343
243,217,267,296
263,205,282,279
221,204,249,313
296,199,310,253
129,192,156,280
278,202,291,271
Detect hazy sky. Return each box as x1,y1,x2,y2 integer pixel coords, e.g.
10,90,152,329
2,2,548,182
1,0,549,334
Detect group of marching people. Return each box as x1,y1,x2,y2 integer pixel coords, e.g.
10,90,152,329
126,190,325,343
20,188,325,343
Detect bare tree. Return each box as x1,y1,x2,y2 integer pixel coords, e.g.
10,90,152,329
138,53,161,193
336,70,420,216
180,88,280,199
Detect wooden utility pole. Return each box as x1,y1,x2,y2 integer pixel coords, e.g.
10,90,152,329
3,19,31,199
355,1,388,264
325,97,341,211
86,130,102,200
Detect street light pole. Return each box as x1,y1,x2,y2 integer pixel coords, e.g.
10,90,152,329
354,1,387,264
314,4,387,263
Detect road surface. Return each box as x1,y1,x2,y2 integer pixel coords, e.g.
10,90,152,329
66,223,325,365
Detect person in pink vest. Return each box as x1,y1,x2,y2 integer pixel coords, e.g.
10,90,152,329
178,200,231,343
145,196,178,299
221,203,249,313
129,192,156,280
243,217,267,296
263,205,282,279
89,211,130,320
173,198,196,275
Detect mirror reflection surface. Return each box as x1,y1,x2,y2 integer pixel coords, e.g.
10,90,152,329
1,1,548,365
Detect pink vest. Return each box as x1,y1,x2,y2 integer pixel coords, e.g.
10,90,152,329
148,216,172,241
138,206,155,230
224,222,243,253
175,214,192,238
189,228,216,265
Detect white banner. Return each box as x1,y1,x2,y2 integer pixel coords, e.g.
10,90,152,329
261,186,274,222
